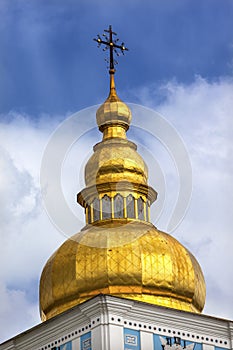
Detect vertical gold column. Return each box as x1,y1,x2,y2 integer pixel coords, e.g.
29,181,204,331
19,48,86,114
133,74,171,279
135,198,138,219
90,204,94,223
111,197,114,219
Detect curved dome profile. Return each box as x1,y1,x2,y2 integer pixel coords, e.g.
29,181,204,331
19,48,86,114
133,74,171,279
84,138,148,187
96,74,132,132
40,222,206,321
39,51,206,321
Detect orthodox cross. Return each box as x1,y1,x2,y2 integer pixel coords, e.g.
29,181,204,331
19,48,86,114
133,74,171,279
94,25,128,74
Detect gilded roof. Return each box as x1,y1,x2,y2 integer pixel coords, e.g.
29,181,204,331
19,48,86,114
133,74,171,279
39,67,206,321
40,222,206,321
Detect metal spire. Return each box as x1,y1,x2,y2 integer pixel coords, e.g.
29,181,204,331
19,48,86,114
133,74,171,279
94,25,128,74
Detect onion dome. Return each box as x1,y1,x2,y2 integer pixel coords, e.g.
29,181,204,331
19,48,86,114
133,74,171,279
96,74,132,132
40,223,206,321
84,75,147,188
39,25,206,321
78,72,157,213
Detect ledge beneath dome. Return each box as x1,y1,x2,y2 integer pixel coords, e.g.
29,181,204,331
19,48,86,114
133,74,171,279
77,182,157,207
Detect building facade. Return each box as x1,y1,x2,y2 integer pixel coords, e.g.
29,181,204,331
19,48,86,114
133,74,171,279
0,295,232,350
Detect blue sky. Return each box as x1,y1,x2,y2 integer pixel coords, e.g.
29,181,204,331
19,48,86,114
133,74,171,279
1,0,233,344
1,0,233,115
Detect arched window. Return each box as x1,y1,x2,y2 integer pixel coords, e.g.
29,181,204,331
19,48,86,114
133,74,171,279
138,197,144,220
102,194,111,220
126,194,135,218
114,194,124,218
93,198,100,222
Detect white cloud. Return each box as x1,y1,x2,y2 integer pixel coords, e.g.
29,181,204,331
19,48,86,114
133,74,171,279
0,113,66,341
133,76,233,319
0,281,40,342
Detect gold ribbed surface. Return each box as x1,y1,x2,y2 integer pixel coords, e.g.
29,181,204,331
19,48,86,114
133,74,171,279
40,222,206,321
39,72,206,321
96,74,132,132
85,138,148,187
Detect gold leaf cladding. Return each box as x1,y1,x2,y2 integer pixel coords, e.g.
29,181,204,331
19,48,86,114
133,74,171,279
40,223,206,320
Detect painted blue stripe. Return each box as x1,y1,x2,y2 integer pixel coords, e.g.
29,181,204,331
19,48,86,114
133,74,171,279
124,328,140,350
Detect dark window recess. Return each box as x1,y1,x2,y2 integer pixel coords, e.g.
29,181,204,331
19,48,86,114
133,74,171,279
114,194,124,218
102,195,111,219
93,198,100,221
146,201,149,221
126,194,135,218
138,197,144,220
88,206,92,223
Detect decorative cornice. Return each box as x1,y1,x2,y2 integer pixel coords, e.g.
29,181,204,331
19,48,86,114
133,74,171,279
77,182,157,207
1,295,232,350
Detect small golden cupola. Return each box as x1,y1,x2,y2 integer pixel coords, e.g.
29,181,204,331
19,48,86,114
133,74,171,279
39,26,206,321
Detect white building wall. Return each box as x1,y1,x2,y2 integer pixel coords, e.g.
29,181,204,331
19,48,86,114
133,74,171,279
203,345,215,350
140,331,154,349
92,326,102,350
72,337,80,350
109,325,124,350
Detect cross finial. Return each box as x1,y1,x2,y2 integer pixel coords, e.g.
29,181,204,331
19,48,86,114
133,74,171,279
94,25,128,74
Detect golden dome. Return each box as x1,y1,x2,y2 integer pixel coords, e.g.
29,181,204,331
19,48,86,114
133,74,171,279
96,74,132,132
40,222,206,321
80,73,157,209
39,31,206,320
84,138,148,187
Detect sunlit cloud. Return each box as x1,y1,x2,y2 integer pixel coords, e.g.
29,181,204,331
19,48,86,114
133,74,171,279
133,76,233,318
